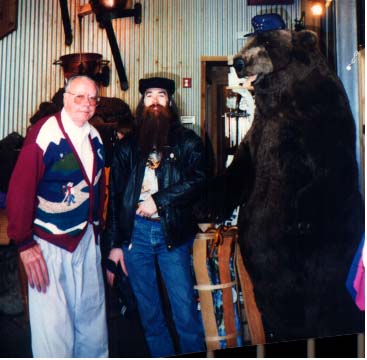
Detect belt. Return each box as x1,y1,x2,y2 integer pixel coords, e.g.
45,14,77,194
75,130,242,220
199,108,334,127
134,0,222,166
136,214,161,222
144,217,161,222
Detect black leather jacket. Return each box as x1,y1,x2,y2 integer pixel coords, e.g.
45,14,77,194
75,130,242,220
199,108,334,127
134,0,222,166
106,123,207,250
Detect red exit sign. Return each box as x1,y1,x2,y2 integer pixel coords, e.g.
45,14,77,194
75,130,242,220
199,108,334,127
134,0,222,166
183,78,192,88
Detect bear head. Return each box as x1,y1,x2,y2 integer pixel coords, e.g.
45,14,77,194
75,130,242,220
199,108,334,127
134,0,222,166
233,29,319,85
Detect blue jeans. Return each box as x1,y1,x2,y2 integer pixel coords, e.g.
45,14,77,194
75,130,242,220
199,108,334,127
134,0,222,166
123,215,205,357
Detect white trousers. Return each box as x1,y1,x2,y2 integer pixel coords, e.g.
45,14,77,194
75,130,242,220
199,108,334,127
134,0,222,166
28,225,108,358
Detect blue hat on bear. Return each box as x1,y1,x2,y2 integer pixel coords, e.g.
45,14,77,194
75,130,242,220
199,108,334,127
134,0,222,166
244,13,286,37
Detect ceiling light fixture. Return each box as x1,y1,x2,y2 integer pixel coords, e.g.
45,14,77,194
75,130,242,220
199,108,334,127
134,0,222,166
310,1,324,16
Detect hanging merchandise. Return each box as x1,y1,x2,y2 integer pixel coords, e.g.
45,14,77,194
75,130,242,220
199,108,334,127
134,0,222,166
225,66,256,155
192,226,265,350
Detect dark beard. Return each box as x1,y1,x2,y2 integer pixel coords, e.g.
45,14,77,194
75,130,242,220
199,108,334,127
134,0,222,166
138,104,172,156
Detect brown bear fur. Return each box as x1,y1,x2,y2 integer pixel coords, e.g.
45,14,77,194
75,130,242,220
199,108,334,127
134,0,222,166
198,29,364,342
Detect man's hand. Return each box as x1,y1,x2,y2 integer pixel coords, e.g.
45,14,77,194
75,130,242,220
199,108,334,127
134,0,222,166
20,245,49,293
107,248,128,287
136,196,158,217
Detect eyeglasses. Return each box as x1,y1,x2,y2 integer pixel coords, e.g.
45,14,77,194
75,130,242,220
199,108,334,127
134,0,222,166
66,92,100,106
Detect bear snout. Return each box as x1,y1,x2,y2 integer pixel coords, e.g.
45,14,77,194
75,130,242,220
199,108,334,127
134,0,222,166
233,57,246,77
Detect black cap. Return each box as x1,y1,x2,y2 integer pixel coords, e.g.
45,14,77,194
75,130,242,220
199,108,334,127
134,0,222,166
244,13,287,37
139,77,175,96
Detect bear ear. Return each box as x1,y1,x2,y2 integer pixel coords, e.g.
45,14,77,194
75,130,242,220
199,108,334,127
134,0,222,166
291,30,319,64
292,30,318,50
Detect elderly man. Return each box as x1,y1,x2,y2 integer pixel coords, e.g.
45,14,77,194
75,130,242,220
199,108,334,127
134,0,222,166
106,76,206,357
7,75,108,357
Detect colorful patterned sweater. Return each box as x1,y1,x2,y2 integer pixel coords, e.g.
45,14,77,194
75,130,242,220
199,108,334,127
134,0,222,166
6,111,105,252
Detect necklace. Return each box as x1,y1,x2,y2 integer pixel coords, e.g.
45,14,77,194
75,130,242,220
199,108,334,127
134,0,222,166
146,150,162,170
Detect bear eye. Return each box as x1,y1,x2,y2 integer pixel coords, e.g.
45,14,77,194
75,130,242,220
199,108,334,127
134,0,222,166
258,49,268,57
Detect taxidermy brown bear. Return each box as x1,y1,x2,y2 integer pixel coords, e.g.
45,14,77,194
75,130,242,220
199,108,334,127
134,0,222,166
197,16,365,343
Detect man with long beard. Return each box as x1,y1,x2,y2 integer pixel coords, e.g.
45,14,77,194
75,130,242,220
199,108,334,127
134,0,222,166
106,77,206,357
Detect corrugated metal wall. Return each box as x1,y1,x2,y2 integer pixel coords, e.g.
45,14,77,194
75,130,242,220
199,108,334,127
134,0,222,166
0,0,300,139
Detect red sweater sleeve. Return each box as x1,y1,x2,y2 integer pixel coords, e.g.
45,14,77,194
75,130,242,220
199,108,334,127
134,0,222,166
6,139,45,252
99,167,107,228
